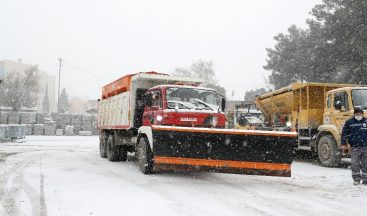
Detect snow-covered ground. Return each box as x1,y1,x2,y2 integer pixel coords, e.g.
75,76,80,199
0,136,366,216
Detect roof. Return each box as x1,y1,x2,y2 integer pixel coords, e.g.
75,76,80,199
131,72,204,84
258,82,357,99
327,86,367,93
152,84,215,91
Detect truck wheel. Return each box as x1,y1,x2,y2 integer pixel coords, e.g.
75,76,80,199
107,135,121,162
99,132,108,158
119,146,128,162
136,136,153,174
317,135,341,167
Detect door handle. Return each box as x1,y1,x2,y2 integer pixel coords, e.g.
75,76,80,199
343,114,349,116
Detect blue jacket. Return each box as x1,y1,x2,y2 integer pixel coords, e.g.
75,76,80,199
341,117,367,148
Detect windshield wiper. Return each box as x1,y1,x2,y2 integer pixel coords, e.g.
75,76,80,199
194,99,214,111
167,101,194,110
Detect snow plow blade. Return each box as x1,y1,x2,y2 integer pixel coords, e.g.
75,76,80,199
151,126,297,177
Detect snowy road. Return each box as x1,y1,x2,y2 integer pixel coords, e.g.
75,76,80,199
0,136,366,216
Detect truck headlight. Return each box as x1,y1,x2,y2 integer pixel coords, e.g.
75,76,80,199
211,116,218,127
286,121,291,127
156,115,163,121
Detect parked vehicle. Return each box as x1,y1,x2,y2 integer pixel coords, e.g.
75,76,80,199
235,115,264,130
255,82,367,167
98,71,296,176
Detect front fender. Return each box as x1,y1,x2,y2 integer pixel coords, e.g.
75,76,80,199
138,126,153,149
317,125,341,146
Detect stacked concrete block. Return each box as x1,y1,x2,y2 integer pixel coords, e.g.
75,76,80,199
79,131,92,136
0,111,9,124
7,124,25,139
50,113,60,124
56,129,64,136
0,125,7,141
33,124,45,135
92,122,98,135
64,125,75,136
71,114,82,134
36,113,47,124
60,114,72,129
82,114,93,132
8,112,20,124
23,124,34,135
44,124,56,136
20,112,37,124
44,116,57,136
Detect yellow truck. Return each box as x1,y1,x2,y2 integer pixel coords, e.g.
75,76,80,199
255,82,367,167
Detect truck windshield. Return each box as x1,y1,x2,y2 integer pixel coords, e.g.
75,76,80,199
352,89,367,109
166,87,222,111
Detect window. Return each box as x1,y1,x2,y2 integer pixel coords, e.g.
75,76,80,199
334,91,349,111
352,89,367,109
151,90,162,108
327,94,332,108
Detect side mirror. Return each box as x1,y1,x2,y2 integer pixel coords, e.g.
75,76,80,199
221,98,226,111
335,100,342,110
144,94,152,107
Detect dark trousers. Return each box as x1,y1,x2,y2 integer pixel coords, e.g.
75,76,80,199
351,147,367,182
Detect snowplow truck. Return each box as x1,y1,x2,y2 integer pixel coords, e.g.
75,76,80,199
255,82,367,167
98,71,296,176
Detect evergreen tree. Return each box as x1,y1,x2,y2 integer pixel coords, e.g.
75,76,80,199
43,84,50,113
58,88,69,113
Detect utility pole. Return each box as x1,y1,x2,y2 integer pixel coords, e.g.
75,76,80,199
57,58,62,112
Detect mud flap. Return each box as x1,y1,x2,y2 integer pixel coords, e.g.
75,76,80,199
151,126,297,177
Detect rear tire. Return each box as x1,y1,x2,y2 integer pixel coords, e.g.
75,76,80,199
317,134,341,167
119,146,128,162
99,132,108,158
107,135,121,162
136,136,153,174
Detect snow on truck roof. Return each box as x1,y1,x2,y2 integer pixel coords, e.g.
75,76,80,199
131,72,204,84
153,84,216,92
327,86,367,93
257,82,359,100
101,71,205,99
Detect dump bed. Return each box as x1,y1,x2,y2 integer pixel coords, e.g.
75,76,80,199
255,82,355,130
98,71,204,129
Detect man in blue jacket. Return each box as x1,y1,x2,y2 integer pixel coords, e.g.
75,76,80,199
341,106,367,185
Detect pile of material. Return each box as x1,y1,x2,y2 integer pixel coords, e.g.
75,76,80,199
33,124,45,135
0,109,98,138
7,112,20,124
20,112,37,124
0,111,9,124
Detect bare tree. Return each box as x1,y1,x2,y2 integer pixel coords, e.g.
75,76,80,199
172,59,226,97
0,66,39,111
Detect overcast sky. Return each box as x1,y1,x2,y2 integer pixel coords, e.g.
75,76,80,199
0,0,321,100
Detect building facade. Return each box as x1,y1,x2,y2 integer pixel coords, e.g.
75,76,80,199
0,59,56,112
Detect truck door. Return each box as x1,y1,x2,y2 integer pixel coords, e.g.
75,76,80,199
331,91,351,133
143,89,164,126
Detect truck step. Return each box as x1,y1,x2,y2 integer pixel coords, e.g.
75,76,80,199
298,136,312,140
297,146,312,151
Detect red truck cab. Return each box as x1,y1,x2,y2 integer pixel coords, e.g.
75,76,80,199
142,85,226,128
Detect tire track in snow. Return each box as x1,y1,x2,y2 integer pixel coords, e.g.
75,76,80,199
0,151,49,216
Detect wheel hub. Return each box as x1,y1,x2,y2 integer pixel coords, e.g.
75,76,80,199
320,143,330,159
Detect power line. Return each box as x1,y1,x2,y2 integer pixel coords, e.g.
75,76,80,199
62,60,105,79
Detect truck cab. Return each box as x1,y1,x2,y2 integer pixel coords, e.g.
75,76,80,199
321,87,367,142
142,85,226,128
